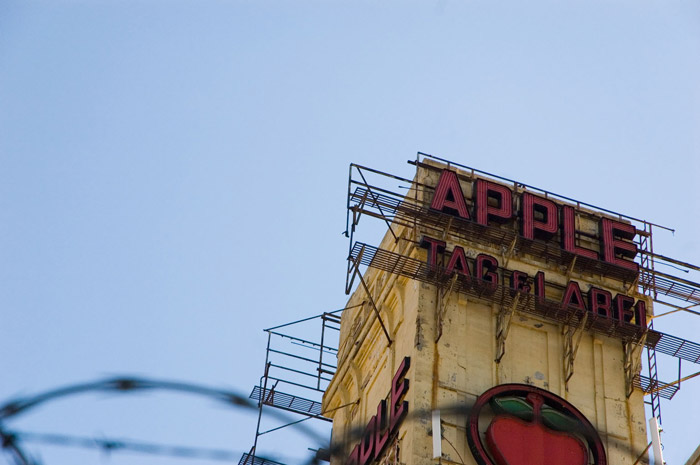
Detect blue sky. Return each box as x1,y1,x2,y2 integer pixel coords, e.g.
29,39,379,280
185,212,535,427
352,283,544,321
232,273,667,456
1,1,699,464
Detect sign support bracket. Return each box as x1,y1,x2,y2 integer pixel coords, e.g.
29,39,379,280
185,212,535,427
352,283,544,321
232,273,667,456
563,312,588,390
502,237,518,269
565,255,578,281
441,216,454,240
495,294,521,363
436,273,459,343
624,331,648,398
355,264,393,347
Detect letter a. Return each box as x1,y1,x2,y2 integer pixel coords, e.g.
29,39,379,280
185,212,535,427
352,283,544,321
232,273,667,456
562,281,587,311
430,170,470,219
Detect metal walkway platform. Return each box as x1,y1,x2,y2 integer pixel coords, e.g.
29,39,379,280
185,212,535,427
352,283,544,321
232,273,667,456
238,452,286,465
250,386,329,421
633,374,680,400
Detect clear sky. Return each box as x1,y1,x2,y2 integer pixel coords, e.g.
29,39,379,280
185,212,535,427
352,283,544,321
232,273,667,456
1,1,699,464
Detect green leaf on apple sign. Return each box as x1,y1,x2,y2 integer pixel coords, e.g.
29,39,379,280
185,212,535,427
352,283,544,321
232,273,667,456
490,397,580,433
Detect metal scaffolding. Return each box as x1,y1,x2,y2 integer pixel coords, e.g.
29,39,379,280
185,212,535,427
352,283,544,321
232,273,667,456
242,309,348,465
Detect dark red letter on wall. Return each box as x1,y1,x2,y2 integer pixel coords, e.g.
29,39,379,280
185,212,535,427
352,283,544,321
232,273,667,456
390,357,410,431
420,236,446,269
359,416,376,465
613,294,636,324
430,170,470,219
346,445,359,465
634,300,647,328
562,281,587,311
509,271,530,294
374,401,390,460
476,254,499,290
589,287,612,318
475,179,512,226
561,206,598,260
521,193,559,240
601,218,639,272
534,271,546,301
446,246,472,279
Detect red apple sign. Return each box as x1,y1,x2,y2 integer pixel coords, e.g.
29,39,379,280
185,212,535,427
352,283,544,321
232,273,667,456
485,393,588,465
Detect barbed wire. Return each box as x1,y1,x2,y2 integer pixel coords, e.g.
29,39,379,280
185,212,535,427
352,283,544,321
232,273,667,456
1,429,240,462
0,377,252,421
0,377,651,465
0,376,327,465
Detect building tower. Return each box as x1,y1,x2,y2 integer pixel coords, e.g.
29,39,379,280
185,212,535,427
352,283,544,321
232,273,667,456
324,156,660,465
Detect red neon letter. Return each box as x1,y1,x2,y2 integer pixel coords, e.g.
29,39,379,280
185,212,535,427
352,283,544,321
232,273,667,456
346,444,359,465
430,170,470,219
476,254,499,290
588,287,612,318
420,236,446,269
374,400,390,459
475,179,513,226
446,246,472,279
561,206,598,260
562,281,587,311
635,300,647,328
601,218,638,272
534,271,546,301
390,357,410,432
359,416,376,465
521,193,558,240
509,271,530,295
613,294,636,324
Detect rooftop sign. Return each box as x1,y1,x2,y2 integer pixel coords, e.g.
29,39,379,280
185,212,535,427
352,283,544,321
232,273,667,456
429,168,639,272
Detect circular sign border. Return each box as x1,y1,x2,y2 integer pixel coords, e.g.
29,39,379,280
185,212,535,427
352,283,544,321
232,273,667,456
466,384,607,465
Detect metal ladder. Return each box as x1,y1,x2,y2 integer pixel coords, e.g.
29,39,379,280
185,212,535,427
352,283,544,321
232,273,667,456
640,223,662,424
